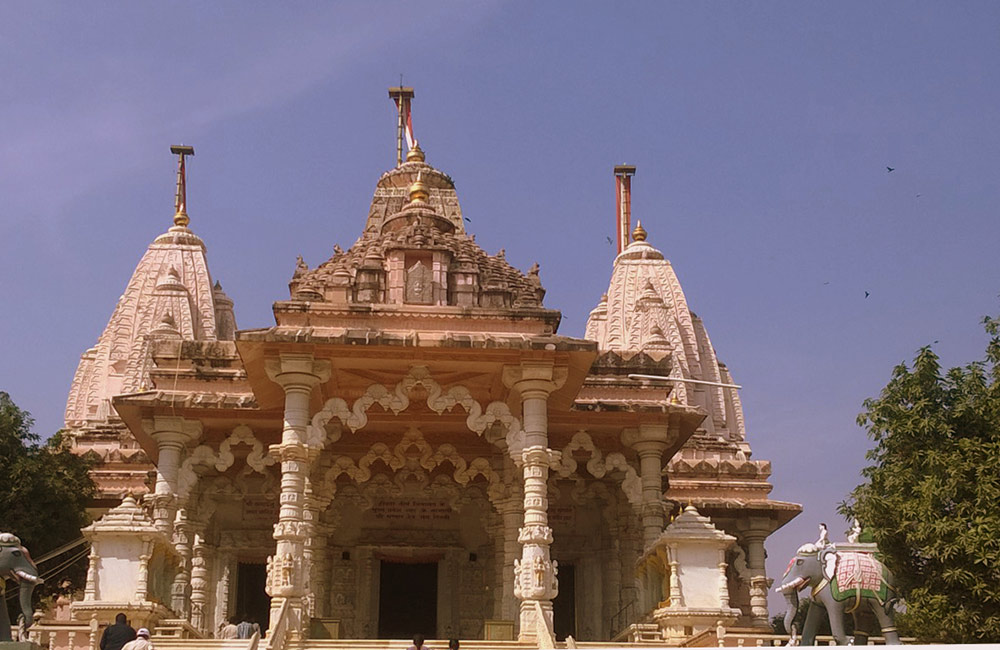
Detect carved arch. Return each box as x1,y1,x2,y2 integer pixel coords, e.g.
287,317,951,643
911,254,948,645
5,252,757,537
177,425,273,501
307,365,524,458
315,427,502,501
554,430,641,507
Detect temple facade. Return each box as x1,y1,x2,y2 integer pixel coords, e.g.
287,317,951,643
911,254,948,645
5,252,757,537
59,93,798,648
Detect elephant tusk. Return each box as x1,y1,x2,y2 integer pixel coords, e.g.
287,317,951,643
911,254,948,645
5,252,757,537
13,570,42,585
775,576,808,593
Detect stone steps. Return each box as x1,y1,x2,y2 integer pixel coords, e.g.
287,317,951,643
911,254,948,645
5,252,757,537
149,638,674,650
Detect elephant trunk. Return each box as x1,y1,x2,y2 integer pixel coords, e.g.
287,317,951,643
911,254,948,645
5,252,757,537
782,589,799,639
15,568,42,630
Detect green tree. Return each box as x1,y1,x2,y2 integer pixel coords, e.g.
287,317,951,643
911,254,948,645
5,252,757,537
0,392,94,614
841,315,1000,643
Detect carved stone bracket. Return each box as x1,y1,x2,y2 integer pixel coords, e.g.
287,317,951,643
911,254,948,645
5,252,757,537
176,424,273,501
549,431,641,507
307,365,524,452
316,426,501,500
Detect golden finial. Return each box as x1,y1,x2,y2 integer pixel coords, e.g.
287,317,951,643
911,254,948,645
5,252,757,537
409,171,429,203
632,220,647,242
406,140,425,162
170,145,195,228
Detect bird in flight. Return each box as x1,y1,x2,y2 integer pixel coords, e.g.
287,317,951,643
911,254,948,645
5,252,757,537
606,236,613,245
463,216,472,223
823,281,830,285
865,291,871,298
886,166,895,173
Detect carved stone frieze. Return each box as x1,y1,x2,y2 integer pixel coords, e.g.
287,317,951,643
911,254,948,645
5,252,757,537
307,366,524,453
176,424,273,501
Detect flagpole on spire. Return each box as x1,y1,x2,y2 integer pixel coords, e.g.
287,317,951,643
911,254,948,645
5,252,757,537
388,85,415,166
170,144,195,227
614,164,636,254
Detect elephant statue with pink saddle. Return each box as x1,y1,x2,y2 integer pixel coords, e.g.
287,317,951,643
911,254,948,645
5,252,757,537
776,541,901,645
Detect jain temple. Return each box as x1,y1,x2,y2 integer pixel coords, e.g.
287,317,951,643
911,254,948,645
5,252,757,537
48,90,800,649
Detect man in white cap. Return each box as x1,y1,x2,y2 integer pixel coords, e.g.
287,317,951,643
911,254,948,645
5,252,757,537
121,627,152,650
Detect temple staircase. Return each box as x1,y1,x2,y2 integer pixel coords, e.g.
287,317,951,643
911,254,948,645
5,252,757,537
148,639,678,650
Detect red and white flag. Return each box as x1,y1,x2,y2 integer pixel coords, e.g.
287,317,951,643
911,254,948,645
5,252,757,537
393,96,415,150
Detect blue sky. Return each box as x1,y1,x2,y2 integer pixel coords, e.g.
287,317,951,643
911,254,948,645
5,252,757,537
2,2,999,614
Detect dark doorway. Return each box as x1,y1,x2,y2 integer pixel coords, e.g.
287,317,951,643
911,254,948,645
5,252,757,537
552,563,576,641
236,562,270,633
378,561,437,639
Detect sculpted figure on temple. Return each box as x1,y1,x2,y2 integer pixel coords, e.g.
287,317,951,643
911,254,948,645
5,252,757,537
0,533,43,642
293,255,308,278
776,534,900,646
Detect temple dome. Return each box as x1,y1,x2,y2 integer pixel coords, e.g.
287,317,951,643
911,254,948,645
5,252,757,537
64,219,235,427
287,148,549,314
363,147,466,234
585,226,746,444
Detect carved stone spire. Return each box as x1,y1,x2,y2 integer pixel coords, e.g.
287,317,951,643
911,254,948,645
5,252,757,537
64,146,235,429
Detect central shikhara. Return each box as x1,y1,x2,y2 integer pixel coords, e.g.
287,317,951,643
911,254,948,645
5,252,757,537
60,91,800,648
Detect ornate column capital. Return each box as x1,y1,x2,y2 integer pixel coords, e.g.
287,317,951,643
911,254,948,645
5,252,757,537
143,416,203,447
268,442,320,464
740,529,769,545
622,422,674,451
502,361,567,396
265,353,331,391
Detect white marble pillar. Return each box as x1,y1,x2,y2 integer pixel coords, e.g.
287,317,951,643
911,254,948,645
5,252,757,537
602,533,621,638
499,495,523,624
189,532,211,634
505,361,565,646
145,417,202,537
170,510,194,618
265,353,331,640
303,492,331,621
743,530,770,626
626,423,671,551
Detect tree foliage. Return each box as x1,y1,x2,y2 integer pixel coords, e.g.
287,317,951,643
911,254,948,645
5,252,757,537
842,315,1000,643
0,392,94,605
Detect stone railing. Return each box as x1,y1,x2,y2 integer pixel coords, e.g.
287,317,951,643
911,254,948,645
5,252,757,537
22,621,96,650
680,628,915,647
264,600,290,650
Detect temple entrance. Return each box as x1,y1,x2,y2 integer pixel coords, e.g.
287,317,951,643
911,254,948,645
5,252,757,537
378,561,438,639
236,562,270,633
553,563,576,641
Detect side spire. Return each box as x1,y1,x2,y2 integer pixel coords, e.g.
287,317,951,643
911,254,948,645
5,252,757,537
614,164,636,254
388,86,415,166
170,144,195,227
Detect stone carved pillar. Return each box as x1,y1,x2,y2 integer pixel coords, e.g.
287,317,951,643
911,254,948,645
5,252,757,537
189,532,211,633
618,505,640,611
602,533,621,637
171,510,194,618
743,530,770,626
499,495,523,624
302,487,331,620
309,526,331,619
84,548,98,601
135,540,154,602
265,353,330,640
717,548,731,610
146,416,202,537
626,423,672,551
504,361,566,646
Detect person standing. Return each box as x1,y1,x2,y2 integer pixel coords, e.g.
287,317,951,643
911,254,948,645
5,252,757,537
236,615,254,639
121,627,153,650
219,616,239,639
407,633,431,650
99,613,136,650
